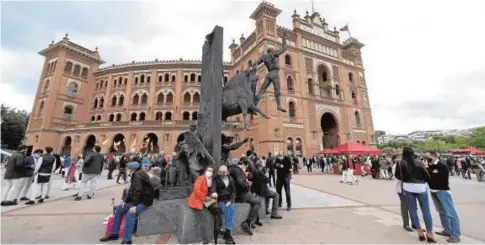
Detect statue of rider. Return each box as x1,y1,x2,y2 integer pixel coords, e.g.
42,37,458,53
255,34,288,112
221,135,249,166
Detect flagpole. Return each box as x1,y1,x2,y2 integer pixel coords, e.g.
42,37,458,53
311,0,315,13
347,22,352,38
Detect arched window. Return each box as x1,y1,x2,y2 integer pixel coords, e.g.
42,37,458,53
135,77,139,84
93,98,98,109
63,105,73,121
132,94,139,105
157,93,165,104
118,95,124,106
116,114,122,121
140,75,145,84
99,97,104,108
223,76,228,86
190,74,196,82
192,92,200,103
197,75,201,83
184,75,188,82
285,54,292,66
119,76,122,85
288,101,296,118
182,111,190,120
81,67,89,78
362,140,367,145
295,138,303,157
47,63,51,73
124,78,128,85
147,76,151,83
183,92,191,104
155,111,163,120
68,82,78,97
139,112,146,121
141,93,148,104
335,84,341,97
165,112,172,121
286,137,294,155
130,112,137,121
111,96,117,106
192,111,198,120
166,92,174,104
307,78,314,95
351,90,357,101
171,75,176,82
158,75,163,83
287,76,294,91
109,114,115,122
354,111,361,127
90,115,95,122
37,101,45,115
104,80,107,87
43,79,50,92
64,62,73,73
164,73,169,82
248,60,253,68
349,72,353,82
73,65,81,76
96,115,102,121
113,79,117,86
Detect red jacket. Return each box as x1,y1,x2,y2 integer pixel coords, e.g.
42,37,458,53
188,175,208,210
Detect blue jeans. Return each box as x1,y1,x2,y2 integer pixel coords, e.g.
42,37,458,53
110,203,146,242
404,191,433,231
218,202,236,231
431,191,460,237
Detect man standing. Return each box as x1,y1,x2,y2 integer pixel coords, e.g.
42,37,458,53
1,145,27,206
116,153,128,184
276,153,292,211
18,149,41,201
26,146,56,205
425,151,461,243
75,145,104,201
266,153,276,187
254,35,288,112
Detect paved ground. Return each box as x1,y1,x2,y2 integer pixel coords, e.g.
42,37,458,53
1,169,484,244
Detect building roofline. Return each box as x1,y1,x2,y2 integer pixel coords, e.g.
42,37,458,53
97,58,232,72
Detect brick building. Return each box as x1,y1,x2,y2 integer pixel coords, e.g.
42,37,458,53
25,2,375,157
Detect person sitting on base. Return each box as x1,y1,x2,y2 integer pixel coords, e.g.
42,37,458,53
100,162,155,244
211,165,237,244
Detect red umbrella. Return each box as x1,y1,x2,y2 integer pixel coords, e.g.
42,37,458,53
449,146,482,154
332,141,383,155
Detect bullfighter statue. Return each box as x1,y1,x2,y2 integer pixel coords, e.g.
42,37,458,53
221,135,248,166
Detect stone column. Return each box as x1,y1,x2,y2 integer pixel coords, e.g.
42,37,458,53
198,26,223,169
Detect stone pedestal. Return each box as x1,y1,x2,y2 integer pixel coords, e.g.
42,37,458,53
136,198,186,236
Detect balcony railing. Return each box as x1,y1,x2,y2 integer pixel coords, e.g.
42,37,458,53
52,120,245,131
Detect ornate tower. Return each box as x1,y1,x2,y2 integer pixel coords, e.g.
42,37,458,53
250,1,281,40
25,34,104,153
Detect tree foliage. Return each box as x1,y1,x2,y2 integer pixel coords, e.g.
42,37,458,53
1,104,30,149
377,127,485,152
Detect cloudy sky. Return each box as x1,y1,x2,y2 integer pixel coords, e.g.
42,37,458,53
1,0,484,134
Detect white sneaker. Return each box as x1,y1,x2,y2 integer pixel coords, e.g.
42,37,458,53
102,220,108,225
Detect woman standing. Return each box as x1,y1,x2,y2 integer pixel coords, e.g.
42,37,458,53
397,147,436,243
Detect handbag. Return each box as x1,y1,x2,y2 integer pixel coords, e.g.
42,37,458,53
203,198,216,208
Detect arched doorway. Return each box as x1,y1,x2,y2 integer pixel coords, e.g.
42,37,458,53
362,141,366,145
83,135,96,158
286,137,294,155
175,133,185,152
142,133,160,154
357,140,361,144
110,134,126,154
61,136,72,156
295,138,303,157
320,112,339,149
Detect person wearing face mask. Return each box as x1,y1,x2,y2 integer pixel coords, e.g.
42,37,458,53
187,166,218,244
18,149,43,201
100,161,155,244
211,165,237,244
425,151,461,243
26,146,57,205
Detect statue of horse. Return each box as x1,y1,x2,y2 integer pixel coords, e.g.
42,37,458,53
222,64,270,130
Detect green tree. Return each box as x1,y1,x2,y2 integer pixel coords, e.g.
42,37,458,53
1,104,30,149
469,127,485,149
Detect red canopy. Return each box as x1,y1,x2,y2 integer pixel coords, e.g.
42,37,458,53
449,146,482,154
332,141,383,155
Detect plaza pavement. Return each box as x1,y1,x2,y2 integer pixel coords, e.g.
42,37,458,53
1,170,484,244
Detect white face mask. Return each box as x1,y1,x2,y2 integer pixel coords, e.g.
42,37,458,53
34,154,40,158
205,171,213,178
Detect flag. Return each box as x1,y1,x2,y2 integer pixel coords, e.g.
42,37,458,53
339,25,349,32
102,139,109,146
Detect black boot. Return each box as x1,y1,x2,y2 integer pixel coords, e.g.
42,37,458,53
100,235,119,242
224,230,236,244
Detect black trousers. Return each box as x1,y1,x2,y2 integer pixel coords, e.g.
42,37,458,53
117,168,127,183
276,176,291,208
306,165,312,172
107,169,115,179
268,171,276,187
